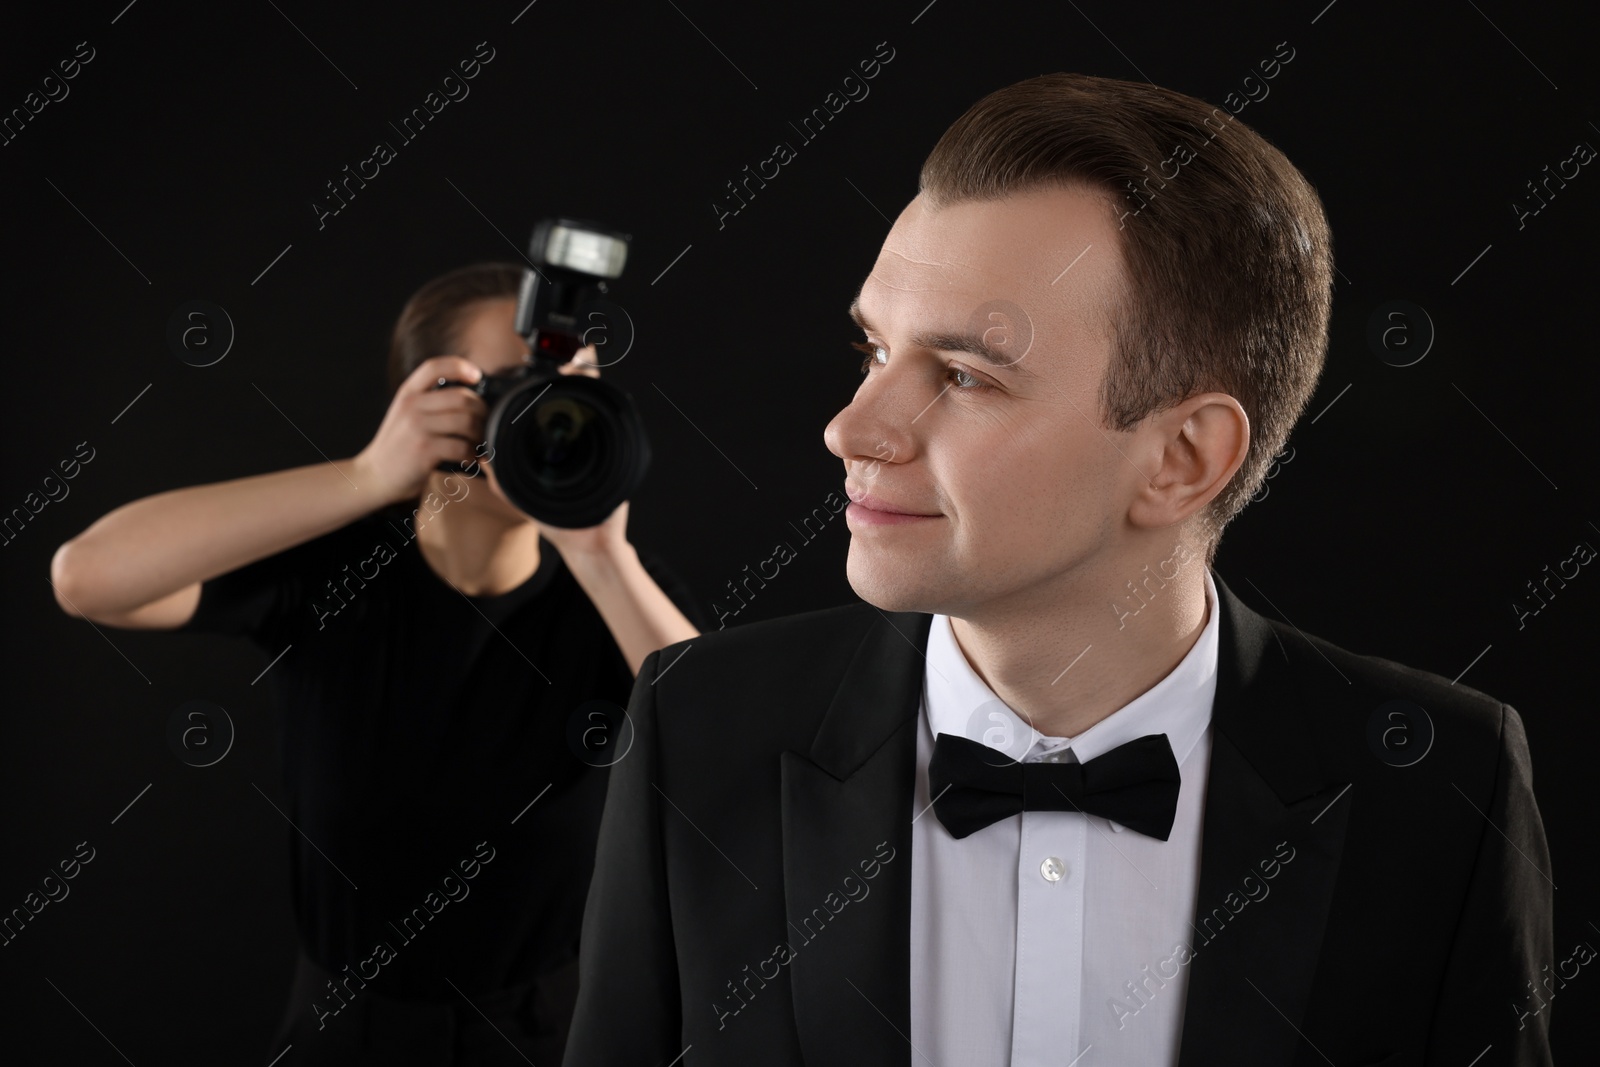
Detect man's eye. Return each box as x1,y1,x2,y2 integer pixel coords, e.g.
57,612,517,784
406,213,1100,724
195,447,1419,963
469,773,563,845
851,337,985,391
946,366,989,391
851,340,886,375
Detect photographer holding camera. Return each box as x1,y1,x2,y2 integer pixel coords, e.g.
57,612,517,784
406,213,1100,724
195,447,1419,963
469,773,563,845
49,261,703,1065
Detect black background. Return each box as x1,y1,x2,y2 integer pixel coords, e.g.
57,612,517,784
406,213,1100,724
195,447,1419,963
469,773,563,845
2,0,1596,1061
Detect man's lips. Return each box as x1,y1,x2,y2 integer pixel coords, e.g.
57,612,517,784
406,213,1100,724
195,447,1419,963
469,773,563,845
838,489,934,518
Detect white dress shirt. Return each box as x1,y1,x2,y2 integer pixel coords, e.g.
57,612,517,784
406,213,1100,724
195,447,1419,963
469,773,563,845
909,568,1221,1066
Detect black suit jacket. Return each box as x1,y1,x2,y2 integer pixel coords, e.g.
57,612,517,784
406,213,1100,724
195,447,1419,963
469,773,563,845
563,573,1554,1066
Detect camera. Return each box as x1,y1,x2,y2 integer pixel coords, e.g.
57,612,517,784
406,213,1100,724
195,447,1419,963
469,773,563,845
434,218,652,528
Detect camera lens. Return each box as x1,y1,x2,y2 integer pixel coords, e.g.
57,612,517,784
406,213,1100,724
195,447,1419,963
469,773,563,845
486,374,651,528
529,398,600,490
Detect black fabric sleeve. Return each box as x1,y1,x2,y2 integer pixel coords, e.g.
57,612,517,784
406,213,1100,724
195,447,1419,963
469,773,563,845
636,545,708,633
175,522,357,651
564,645,684,1065
1425,703,1555,1066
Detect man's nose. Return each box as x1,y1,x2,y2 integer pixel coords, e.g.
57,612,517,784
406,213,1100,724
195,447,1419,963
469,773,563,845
824,379,913,469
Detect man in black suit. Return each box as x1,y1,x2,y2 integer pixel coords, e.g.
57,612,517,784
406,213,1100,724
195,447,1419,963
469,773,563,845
564,72,1554,1066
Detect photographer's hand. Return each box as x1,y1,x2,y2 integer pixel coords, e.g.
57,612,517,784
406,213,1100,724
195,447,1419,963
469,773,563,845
534,499,630,562
353,355,488,505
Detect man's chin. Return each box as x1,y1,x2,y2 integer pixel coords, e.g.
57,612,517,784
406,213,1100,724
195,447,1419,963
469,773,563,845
845,561,940,615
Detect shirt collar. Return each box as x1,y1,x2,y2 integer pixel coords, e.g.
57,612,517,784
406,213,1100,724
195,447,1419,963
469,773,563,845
925,567,1219,770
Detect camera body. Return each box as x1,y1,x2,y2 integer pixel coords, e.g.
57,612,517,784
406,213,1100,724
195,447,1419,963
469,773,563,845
434,218,651,529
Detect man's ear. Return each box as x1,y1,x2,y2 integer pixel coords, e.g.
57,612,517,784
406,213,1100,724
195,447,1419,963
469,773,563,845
1126,391,1249,530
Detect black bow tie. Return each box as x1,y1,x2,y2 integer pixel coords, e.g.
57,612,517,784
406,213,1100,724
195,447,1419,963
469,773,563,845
928,732,1181,841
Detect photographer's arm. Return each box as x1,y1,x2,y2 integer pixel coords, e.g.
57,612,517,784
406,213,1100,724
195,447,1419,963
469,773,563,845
557,512,700,677
51,459,383,627
535,351,701,675
50,356,488,628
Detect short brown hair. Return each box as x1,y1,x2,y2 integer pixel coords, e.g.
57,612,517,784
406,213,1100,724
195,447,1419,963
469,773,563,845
918,72,1334,563
385,262,524,394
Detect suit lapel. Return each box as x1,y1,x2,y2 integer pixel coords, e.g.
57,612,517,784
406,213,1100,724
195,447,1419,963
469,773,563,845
781,608,930,1066
778,578,1350,1066
1176,574,1353,1066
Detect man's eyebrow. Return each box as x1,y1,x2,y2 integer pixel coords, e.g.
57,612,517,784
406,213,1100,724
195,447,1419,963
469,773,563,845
848,297,1035,377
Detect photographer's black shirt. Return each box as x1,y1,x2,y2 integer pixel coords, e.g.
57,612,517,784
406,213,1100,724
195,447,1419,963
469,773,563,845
177,501,702,1001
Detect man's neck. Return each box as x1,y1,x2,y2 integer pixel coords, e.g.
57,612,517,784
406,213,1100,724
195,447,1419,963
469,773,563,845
415,503,542,597
947,565,1210,740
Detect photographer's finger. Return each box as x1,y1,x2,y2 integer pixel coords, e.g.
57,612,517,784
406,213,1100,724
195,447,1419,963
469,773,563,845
558,344,602,378
401,355,483,396
417,409,483,443
435,435,479,464
413,387,488,418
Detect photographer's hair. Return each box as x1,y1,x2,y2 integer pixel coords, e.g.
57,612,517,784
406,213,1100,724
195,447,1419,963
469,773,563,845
385,262,524,395
919,71,1334,565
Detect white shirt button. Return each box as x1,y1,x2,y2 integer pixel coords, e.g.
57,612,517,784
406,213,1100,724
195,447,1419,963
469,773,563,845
1040,856,1066,883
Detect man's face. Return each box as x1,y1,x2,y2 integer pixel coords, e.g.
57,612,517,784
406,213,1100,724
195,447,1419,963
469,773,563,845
823,184,1132,617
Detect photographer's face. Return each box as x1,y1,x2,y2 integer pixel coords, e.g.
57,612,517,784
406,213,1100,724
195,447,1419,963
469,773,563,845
440,297,606,523
451,297,531,519
822,185,1130,617
456,296,530,376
